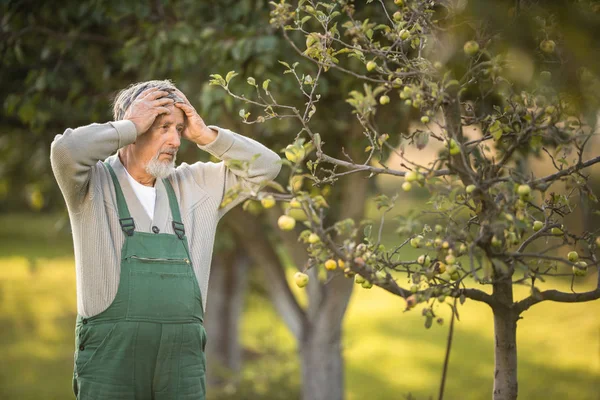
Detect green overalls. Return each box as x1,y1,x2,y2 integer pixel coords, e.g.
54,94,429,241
72,162,207,400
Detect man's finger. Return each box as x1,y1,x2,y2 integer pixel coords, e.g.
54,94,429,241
154,97,175,106
146,90,169,100
173,89,191,105
155,107,172,115
174,102,195,115
138,87,161,99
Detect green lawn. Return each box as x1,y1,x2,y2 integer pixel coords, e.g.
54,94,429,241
1,212,599,399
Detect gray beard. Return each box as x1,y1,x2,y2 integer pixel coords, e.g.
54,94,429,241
145,149,177,179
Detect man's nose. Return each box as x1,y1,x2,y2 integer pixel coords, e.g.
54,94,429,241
167,127,181,148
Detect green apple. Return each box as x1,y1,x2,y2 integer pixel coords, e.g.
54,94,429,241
410,235,424,248
540,39,556,54
421,116,430,124
567,251,579,262
366,61,377,71
551,226,563,236
324,259,338,270
361,280,373,289
402,181,412,192
463,40,480,56
393,11,402,21
435,224,443,234
379,95,390,105
405,171,419,182
445,254,456,265
491,235,502,247
278,215,296,231
354,274,366,284
308,233,320,244
294,271,309,288
399,29,410,40
410,284,419,293
517,184,531,197
261,195,276,209
533,220,544,232
573,261,588,276
466,184,476,194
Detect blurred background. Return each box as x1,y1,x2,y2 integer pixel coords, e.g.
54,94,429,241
1,1,600,399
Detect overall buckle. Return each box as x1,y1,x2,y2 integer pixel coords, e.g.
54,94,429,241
119,217,135,236
172,221,185,239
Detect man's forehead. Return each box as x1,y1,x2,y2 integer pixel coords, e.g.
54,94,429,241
154,105,185,125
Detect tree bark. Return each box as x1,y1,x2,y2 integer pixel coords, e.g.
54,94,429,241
205,248,250,387
492,280,519,400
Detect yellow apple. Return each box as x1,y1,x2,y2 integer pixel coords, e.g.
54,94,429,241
278,215,296,231
294,271,309,288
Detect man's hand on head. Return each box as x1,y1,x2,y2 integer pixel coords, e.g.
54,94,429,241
123,88,175,135
172,89,217,145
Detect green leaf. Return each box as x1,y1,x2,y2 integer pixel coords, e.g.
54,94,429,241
262,79,271,92
300,15,312,25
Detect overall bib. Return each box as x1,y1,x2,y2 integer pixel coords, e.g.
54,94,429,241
72,162,207,400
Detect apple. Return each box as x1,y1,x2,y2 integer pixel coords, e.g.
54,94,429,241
337,259,345,269
278,215,296,231
491,235,502,247
449,139,461,155
540,39,556,54
437,295,446,303
533,220,544,231
294,271,309,288
439,271,451,281
289,198,302,208
324,259,338,270
466,184,476,194
394,0,404,5
379,95,390,105
402,181,412,192
551,226,563,236
442,241,450,249
354,274,366,284
361,280,373,289
405,171,419,182
308,233,320,244
567,251,579,262
393,11,402,21
366,61,377,71
410,235,424,248
573,261,587,276
438,262,447,274
399,29,410,40
435,224,443,234
421,116,430,124
261,195,276,209
376,270,387,281
517,184,531,197
410,284,419,293
463,40,480,56
458,243,467,254
445,254,456,265
446,264,457,275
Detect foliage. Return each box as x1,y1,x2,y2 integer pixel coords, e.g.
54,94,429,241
211,1,600,398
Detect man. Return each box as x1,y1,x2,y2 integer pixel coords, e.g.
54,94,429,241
50,80,282,399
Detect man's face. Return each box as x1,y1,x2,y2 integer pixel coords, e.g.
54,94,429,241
135,104,185,179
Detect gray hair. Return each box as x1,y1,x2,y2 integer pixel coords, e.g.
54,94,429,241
112,79,184,121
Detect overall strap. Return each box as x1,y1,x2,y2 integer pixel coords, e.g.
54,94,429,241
103,161,135,236
162,177,186,240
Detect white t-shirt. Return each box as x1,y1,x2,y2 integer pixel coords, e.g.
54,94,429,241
123,167,156,220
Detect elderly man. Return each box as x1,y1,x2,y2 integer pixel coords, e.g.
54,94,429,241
50,80,282,399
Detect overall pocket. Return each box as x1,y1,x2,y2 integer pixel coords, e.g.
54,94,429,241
75,323,118,376
126,257,198,322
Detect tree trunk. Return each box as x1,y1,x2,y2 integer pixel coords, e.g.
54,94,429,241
205,249,251,387
492,281,518,400
299,312,345,400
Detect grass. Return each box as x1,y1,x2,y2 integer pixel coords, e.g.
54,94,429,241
1,212,599,399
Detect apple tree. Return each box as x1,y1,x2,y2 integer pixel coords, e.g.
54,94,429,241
211,0,600,399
